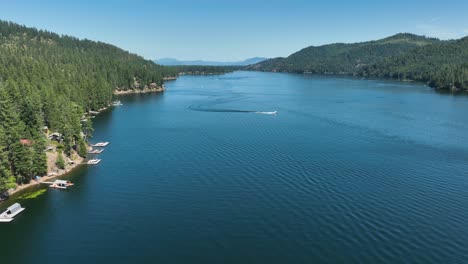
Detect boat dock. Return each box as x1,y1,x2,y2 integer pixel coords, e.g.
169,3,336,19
90,142,110,147
87,159,101,165
88,149,104,154
42,180,74,189
0,203,25,222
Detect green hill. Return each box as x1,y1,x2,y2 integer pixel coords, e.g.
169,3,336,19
248,33,439,74
360,37,468,91
0,20,172,191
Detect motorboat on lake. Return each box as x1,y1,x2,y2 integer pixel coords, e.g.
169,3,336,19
0,203,25,222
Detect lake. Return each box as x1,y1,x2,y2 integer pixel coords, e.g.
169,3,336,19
1,71,468,263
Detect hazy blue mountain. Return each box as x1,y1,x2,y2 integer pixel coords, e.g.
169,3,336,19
155,57,268,66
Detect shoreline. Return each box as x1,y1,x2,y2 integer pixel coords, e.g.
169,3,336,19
113,86,165,95
5,155,84,199
2,82,169,203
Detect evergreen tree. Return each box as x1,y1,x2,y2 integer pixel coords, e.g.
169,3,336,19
56,150,65,170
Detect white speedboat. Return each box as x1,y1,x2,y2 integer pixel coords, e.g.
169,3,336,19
0,203,25,222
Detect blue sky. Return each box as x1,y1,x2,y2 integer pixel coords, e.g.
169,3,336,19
0,0,467,61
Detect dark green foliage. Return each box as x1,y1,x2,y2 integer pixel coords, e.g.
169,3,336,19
77,139,87,158
55,151,65,170
360,37,468,91
248,33,438,74
0,127,15,191
166,65,240,75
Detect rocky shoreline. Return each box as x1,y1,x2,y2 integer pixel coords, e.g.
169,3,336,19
2,82,169,202
4,151,84,199
113,86,165,95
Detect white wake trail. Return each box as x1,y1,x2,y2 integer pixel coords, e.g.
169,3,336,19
255,111,278,115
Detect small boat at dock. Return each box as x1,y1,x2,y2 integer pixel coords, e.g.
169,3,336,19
88,149,104,154
91,142,110,147
112,100,123,106
0,203,25,222
49,180,74,189
87,159,101,165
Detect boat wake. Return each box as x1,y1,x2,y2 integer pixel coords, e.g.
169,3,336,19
189,106,256,113
255,111,278,115
189,106,277,115
188,94,277,115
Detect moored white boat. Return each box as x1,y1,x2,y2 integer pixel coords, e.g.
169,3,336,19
50,180,74,189
0,203,25,222
87,159,101,165
91,142,110,147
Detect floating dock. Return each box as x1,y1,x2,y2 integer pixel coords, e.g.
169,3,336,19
87,159,101,165
90,142,110,147
43,180,74,190
88,149,104,154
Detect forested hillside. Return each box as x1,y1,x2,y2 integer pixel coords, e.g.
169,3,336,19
169,65,241,75
359,37,468,91
248,33,468,91
0,20,173,192
248,34,438,74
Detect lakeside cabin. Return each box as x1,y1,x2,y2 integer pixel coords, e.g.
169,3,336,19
0,203,25,222
47,132,63,142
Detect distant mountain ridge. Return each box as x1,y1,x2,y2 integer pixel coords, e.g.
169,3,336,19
156,57,268,66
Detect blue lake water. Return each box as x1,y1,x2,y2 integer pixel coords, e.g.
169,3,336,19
1,71,468,263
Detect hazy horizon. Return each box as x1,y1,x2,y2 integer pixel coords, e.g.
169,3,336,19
1,0,467,61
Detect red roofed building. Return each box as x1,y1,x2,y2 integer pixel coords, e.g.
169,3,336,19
19,139,32,146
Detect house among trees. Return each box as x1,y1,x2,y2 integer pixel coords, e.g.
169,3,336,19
19,139,33,146
47,132,63,142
